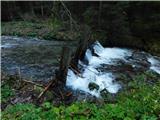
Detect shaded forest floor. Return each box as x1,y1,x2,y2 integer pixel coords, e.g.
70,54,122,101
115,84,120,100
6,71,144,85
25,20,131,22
1,20,107,44
1,72,160,119
2,20,82,41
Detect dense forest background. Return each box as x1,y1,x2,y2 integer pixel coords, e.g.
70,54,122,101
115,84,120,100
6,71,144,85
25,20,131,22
1,1,160,56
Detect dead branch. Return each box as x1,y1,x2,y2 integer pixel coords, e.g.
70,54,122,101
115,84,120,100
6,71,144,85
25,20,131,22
58,87,64,100
66,92,72,97
69,66,84,78
22,80,44,88
37,80,55,100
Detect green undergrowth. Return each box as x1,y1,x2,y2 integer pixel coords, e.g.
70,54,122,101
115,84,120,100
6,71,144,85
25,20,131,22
1,20,80,41
1,72,160,120
1,85,15,103
1,20,106,43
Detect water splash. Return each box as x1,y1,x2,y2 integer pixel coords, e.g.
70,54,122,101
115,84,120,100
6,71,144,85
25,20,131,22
66,41,131,97
148,57,160,74
66,41,160,97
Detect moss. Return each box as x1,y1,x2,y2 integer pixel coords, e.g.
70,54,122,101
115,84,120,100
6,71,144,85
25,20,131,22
1,85,15,103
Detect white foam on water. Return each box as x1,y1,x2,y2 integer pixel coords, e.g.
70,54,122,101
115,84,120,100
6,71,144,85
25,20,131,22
66,41,129,97
93,41,105,55
66,66,121,97
89,41,132,67
85,49,92,62
66,41,160,97
148,57,160,74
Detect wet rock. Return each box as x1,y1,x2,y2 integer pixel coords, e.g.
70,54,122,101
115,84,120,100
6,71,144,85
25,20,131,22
100,89,117,103
73,90,97,102
88,82,99,91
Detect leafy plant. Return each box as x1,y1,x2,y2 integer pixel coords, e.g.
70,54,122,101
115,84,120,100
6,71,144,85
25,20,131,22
2,73,160,120
1,85,15,103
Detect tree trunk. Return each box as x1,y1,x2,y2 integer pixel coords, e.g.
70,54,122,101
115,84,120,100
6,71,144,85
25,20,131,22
72,26,91,67
56,47,71,84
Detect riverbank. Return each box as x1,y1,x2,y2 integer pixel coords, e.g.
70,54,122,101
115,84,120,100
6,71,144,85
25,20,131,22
1,72,160,120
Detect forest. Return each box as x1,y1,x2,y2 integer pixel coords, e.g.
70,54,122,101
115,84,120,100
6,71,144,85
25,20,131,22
1,1,160,120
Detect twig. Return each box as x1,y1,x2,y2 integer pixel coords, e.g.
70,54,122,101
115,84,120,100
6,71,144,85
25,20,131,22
60,1,79,31
22,80,44,88
37,80,55,100
66,92,72,97
58,88,64,100
70,63,81,73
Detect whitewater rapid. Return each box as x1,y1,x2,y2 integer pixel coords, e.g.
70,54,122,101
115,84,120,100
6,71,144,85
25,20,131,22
66,41,160,97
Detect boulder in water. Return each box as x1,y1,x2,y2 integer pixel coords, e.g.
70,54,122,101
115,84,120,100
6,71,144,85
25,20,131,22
88,82,99,91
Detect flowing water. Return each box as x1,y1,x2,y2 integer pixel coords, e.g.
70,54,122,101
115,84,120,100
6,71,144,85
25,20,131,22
1,36,160,97
1,36,77,81
66,41,160,97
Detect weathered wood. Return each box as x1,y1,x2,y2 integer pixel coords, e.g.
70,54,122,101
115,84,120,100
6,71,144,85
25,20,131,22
56,46,72,84
37,80,55,100
37,47,71,100
72,26,91,67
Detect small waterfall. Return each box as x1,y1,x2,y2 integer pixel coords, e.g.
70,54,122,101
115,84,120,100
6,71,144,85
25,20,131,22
66,41,160,97
93,41,105,55
84,49,92,63
66,41,128,97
